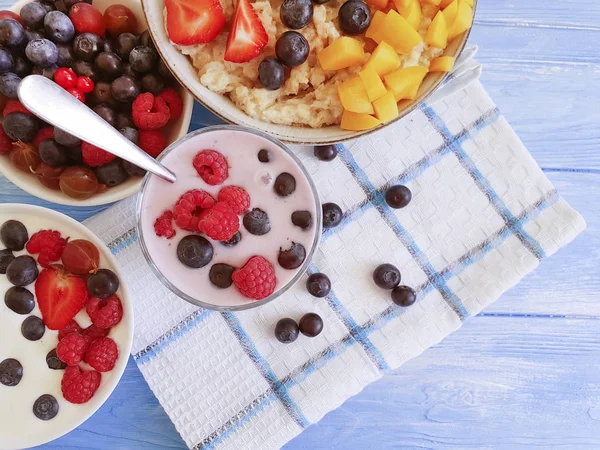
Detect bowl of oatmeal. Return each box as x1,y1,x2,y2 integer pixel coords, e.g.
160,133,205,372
142,0,476,144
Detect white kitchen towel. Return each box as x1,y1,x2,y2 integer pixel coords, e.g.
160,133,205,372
84,80,585,450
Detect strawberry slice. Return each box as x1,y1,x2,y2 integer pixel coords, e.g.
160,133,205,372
35,266,88,330
224,0,268,63
165,0,226,45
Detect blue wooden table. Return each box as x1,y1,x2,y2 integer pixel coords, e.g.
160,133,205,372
2,0,600,448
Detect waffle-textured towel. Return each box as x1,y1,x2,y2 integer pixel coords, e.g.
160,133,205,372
85,80,585,450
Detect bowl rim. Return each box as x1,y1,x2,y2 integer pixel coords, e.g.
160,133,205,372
0,203,134,450
136,124,322,311
141,0,477,145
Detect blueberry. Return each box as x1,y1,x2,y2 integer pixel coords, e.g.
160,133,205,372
7,256,39,286
103,39,115,53
71,60,97,82
0,358,23,386
12,55,31,77
22,315,45,341
3,112,40,142
0,19,25,48
129,45,156,73
0,72,21,98
39,139,69,167
55,42,74,67
275,31,309,67
157,58,174,81
274,318,299,344
278,242,306,270
322,202,343,228
111,75,140,102
72,32,103,62
46,349,67,370
280,0,313,30
96,159,127,187
89,80,114,105
115,32,138,60
54,127,81,147
122,63,138,79
314,144,337,161
274,172,296,196
24,29,45,44
209,263,235,289
66,145,83,163
25,38,58,67
44,11,74,43
1,220,28,251
33,394,59,420
221,230,242,247
141,72,164,95
0,47,13,73
391,285,416,307
122,160,145,177
116,112,134,129
20,2,50,29
258,149,271,162
385,185,411,208
0,248,15,274
139,30,157,53
258,57,284,90
312,0,330,4
176,235,213,268
5,286,35,314
298,312,323,337
338,0,371,35
87,268,120,298
93,103,116,126
95,51,123,80
120,126,138,144
306,273,330,297
373,263,401,289
243,208,271,235
291,210,312,229
32,63,58,79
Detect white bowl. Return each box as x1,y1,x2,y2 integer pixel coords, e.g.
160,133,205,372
0,203,134,449
0,0,193,207
141,0,476,145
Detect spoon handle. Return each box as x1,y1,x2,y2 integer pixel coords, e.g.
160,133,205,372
17,75,176,183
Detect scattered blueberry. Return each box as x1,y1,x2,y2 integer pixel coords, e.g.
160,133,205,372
0,358,23,386
274,172,296,197
25,38,58,67
115,32,138,60
32,63,58,79
0,249,15,274
0,47,13,73
22,316,45,341
39,139,69,167
291,210,312,229
306,273,331,297
93,103,116,126
116,112,135,129
3,112,40,143
44,11,75,43
278,242,306,270
221,231,242,247
314,145,337,161
373,263,401,289
122,160,146,177
209,263,235,289
33,394,59,420
243,208,271,235
72,59,98,80
139,30,157,52
141,72,164,95
338,0,371,35
12,55,31,77
391,285,417,307
258,57,285,90
385,185,411,209
258,149,271,163
274,318,299,343
87,268,120,298
72,32,103,62
0,72,22,98
122,62,138,79
299,313,323,337
95,51,123,80
111,75,140,102
322,202,343,228
56,42,75,67
1,220,28,251
275,31,309,67
46,349,67,370
20,2,50,29
96,159,128,187
280,0,313,30
157,59,174,81
120,126,139,144
177,235,213,268
54,127,81,147
0,19,25,48
6,256,39,287
67,145,83,164
129,45,156,73
90,80,114,105
4,286,35,314
24,29,44,44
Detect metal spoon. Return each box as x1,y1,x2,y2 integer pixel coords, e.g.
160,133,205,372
17,75,177,183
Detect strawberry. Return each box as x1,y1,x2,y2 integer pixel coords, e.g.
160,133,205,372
165,0,226,45
35,266,88,330
224,0,268,63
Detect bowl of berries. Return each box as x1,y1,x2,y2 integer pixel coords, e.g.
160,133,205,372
0,0,193,206
0,203,133,449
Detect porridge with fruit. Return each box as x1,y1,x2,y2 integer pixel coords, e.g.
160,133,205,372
165,0,474,130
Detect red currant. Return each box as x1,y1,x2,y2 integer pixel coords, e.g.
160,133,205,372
67,88,86,102
76,76,95,94
54,68,77,89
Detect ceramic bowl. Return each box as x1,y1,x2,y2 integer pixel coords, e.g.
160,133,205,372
0,0,193,207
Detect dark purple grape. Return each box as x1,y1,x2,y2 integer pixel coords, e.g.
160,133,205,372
4,286,34,314
87,268,119,298
111,75,139,102
0,249,15,274
3,112,39,142
93,103,116,127
1,220,28,251
6,255,38,286
128,45,156,73
139,30,156,53
391,285,417,307
298,313,323,337
95,159,127,187
88,80,114,105
385,185,411,209
54,127,81,147
119,126,138,144
141,72,164,95
314,144,337,161
94,51,123,79
122,159,145,177
115,32,137,59
116,111,134,129
291,210,312,229
39,139,69,167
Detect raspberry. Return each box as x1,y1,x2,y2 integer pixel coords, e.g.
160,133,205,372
61,365,101,404
82,142,116,167
0,126,12,154
56,332,90,366
86,294,123,329
83,324,110,341
173,189,215,231
132,93,170,130
154,210,176,239
3,99,31,117
58,320,83,340
193,150,228,185
84,337,118,372
198,201,240,241
218,186,251,215
158,88,183,120
139,129,167,157
232,256,276,300
33,127,55,149
26,230,68,268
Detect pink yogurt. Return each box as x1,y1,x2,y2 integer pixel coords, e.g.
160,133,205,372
137,126,320,310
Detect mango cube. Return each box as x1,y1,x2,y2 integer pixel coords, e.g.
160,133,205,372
429,55,455,71
338,77,375,114
384,66,427,101
372,91,399,122
366,11,387,44
463,0,473,6
393,0,422,29
363,41,400,76
359,68,387,102
383,10,423,54
421,0,442,5
340,110,382,131
448,0,473,41
318,37,365,71
421,4,440,19
439,0,453,7
365,0,388,10
425,11,448,48
442,0,458,27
